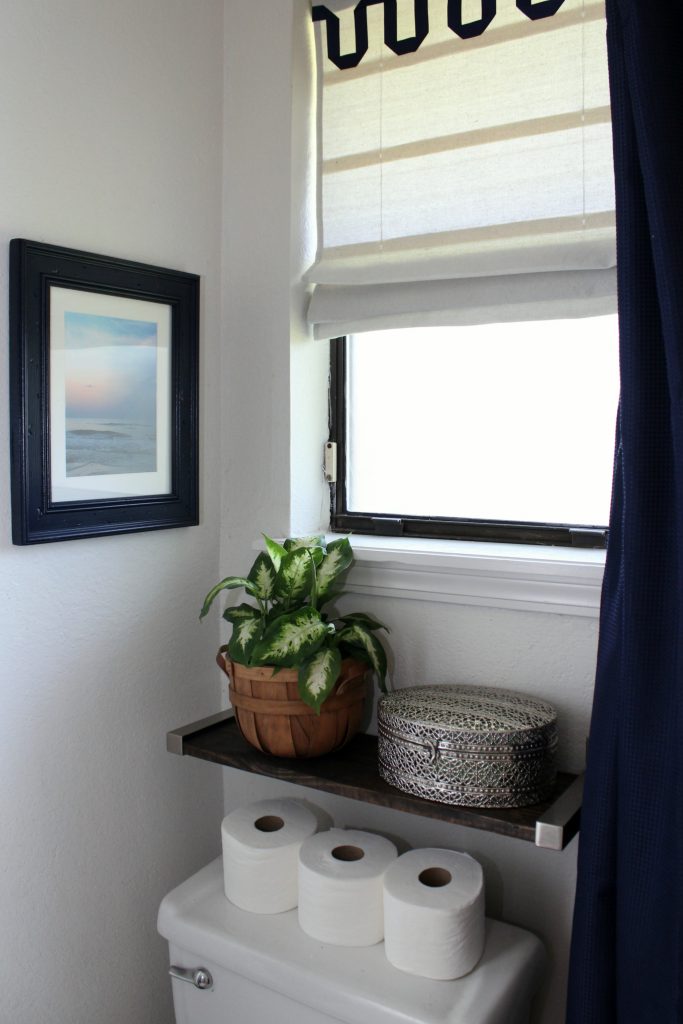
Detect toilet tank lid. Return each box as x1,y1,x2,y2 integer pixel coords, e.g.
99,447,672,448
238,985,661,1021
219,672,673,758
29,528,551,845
158,858,545,1024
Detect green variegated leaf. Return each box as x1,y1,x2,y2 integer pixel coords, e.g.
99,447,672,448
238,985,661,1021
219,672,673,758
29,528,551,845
265,603,287,625
199,576,255,620
310,546,325,567
201,534,392,699
247,552,276,601
263,534,287,573
251,607,327,667
298,647,341,714
316,537,353,601
339,612,389,633
338,624,387,691
223,603,261,626
284,535,326,554
274,549,314,604
228,614,263,664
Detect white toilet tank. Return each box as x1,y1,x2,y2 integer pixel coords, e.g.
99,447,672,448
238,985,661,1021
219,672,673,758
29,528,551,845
158,858,545,1024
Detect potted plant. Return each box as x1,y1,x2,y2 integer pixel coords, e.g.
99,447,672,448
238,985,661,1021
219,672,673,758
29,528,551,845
200,534,390,758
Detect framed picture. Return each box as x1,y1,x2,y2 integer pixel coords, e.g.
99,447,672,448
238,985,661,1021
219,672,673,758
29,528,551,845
9,239,199,544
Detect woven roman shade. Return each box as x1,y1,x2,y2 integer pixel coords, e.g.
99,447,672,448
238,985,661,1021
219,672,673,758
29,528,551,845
306,0,616,339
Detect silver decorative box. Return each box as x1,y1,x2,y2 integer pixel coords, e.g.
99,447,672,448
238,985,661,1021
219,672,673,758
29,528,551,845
377,684,558,808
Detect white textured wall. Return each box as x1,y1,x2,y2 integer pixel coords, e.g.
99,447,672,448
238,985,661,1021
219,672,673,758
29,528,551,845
0,2,601,1022
0,3,225,1022
219,3,599,1024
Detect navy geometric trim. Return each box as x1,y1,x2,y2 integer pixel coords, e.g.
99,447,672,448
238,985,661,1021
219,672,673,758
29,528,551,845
516,0,567,19
312,1,429,70
448,0,496,39
312,3,369,70
313,0,567,68
384,0,429,56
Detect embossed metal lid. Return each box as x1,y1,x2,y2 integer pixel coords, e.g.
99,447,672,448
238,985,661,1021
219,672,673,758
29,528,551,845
377,684,557,808
378,684,556,745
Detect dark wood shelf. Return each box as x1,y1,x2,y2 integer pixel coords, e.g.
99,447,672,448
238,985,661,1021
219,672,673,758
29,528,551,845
168,714,582,850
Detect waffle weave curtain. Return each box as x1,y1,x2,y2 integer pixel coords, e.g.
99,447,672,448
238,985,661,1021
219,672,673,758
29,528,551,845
566,2,683,1020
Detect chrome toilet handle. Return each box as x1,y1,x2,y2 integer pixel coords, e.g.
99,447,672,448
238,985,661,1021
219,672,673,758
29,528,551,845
169,965,213,990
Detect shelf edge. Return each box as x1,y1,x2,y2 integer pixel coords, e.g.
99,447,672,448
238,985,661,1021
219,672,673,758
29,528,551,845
167,714,581,851
167,710,234,754
534,774,584,850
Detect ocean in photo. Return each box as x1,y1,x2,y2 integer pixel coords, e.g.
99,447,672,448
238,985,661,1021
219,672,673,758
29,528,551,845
65,418,157,477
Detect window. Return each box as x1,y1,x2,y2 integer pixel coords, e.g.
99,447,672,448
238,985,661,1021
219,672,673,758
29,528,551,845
310,0,617,547
330,314,619,547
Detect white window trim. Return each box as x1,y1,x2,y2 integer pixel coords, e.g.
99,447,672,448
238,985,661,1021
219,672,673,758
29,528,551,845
330,534,605,617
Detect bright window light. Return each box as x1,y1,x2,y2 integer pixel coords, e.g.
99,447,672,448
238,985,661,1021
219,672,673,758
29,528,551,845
345,316,620,527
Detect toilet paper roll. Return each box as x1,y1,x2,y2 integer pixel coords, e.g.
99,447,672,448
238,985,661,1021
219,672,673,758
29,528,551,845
222,798,318,913
298,828,398,946
383,848,485,980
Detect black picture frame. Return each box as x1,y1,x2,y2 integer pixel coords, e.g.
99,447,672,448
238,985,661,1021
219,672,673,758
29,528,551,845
9,239,199,544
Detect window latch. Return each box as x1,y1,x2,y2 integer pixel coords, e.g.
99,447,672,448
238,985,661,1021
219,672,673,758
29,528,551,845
324,441,337,483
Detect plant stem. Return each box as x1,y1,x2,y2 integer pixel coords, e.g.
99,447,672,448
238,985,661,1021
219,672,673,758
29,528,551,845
309,551,318,612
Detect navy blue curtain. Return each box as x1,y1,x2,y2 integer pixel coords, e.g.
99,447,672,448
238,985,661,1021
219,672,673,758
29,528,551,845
567,2,683,1021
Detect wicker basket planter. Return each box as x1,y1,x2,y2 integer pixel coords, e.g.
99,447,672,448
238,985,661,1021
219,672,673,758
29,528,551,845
217,653,369,759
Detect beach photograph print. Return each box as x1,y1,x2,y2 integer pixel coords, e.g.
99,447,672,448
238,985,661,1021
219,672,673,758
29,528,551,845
64,311,158,477
50,288,171,503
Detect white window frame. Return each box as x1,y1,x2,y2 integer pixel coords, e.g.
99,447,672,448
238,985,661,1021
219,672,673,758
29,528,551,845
336,532,605,617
